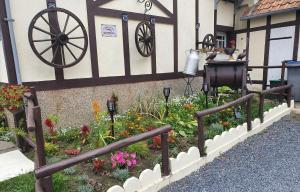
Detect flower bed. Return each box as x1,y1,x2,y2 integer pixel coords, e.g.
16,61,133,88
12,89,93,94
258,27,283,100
1,86,280,192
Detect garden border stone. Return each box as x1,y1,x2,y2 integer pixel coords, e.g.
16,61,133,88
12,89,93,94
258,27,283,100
106,101,294,192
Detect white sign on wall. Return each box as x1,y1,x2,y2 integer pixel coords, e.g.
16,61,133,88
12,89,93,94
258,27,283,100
101,24,117,37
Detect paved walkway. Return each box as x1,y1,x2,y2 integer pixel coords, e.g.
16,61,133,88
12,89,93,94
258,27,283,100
161,116,300,192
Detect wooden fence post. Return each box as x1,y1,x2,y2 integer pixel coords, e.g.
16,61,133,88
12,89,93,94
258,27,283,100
246,97,252,131
197,117,205,156
259,94,265,123
33,106,53,192
161,132,169,176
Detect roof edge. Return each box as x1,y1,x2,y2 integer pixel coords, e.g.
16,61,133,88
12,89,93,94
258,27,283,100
241,7,300,20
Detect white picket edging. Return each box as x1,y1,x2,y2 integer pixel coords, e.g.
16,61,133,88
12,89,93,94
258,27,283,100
107,101,294,192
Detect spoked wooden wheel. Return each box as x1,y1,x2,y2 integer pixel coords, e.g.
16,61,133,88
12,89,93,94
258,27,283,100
202,34,216,51
135,21,155,57
28,8,88,68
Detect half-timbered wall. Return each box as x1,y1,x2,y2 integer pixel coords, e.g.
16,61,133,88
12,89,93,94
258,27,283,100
0,39,8,83
217,1,234,27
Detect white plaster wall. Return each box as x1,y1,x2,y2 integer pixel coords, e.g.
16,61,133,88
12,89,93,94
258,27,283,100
95,16,125,77
155,24,174,73
128,20,152,75
236,33,247,52
248,30,266,81
178,0,196,72
235,6,248,30
198,0,214,43
10,0,55,82
100,0,170,18
271,12,296,25
0,40,8,83
56,0,92,79
250,17,267,28
217,1,234,27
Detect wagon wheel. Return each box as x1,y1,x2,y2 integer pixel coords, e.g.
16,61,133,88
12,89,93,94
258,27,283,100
202,34,216,51
135,21,155,57
28,8,88,68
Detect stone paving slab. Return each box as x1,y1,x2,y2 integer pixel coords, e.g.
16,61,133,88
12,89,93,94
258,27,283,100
0,150,34,182
0,141,16,154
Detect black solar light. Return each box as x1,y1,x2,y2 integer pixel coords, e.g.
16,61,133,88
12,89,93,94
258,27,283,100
107,99,116,137
163,87,171,117
203,83,209,109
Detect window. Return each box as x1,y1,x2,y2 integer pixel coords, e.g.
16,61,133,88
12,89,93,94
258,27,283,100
216,32,227,48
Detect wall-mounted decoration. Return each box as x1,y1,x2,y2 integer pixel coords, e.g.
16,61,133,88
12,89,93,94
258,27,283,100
135,0,155,57
28,8,88,68
101,24,117,37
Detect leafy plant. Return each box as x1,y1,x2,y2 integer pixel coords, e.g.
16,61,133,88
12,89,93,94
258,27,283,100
92,158,105,173
0,85,28,111
77,184,94,192
111,151,137,169
126,141,150,158
204,123,224,140
63,167,77,175
112,168,130,182
44,142,59,155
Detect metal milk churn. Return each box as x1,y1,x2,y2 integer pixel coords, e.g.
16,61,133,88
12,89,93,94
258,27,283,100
184,49,200,76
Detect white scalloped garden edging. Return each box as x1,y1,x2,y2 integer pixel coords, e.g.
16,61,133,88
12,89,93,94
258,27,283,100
107,101,294,192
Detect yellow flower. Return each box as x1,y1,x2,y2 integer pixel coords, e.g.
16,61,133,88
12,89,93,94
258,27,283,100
92,100,100,113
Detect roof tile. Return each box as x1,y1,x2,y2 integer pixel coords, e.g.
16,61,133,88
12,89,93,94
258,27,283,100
245,0,300,17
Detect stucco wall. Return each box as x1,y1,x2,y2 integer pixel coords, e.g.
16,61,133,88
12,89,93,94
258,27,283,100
271,12,296,24
250,17,266,28
236,33,247,52
248,30,266,83
0,40,8,83
217,1,234,27
178,0,196,72
198,0,214,41
37,77,203,127
235,6,248,30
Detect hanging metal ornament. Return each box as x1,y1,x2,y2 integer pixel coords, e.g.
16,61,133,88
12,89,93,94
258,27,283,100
135,0,155,57
28,8,88,68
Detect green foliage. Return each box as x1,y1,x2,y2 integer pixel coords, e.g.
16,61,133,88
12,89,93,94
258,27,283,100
125,141,150,158
45,142,59,155
56,127,80,143
0,172,69,192
205,123,224,140
63,167,77,175
0,127,14,142
77,184,94,192
112,168,130,182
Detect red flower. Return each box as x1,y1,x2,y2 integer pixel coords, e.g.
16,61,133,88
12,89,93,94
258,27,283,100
64,149,81,155
80,125,90,136
44,118,54,128
92,159,105,173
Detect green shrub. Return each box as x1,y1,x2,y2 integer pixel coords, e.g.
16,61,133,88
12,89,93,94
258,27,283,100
112,168,130,182
125,141,150,158
205,123,224,140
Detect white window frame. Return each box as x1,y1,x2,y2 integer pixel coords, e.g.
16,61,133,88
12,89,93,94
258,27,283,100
216,31,227,48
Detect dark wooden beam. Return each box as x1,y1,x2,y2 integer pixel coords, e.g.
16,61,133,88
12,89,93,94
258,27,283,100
293,10,300,60
122,15,131,76
173,0,178,73
262,15,271,90
0,0,17,83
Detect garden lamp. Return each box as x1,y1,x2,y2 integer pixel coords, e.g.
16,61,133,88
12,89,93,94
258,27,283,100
163,87,171,117
107,99,116,137
203,83,209,109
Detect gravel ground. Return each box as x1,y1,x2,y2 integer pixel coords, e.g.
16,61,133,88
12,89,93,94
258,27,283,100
160,116,300,192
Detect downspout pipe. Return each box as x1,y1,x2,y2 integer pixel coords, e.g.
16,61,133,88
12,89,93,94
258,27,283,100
4,0,22,84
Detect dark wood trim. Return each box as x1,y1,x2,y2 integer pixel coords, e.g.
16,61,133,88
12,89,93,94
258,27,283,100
216,25,234,32
0,0,17,84
246,20,250,62
122,14,131,76
173,0,178,73
23,72,196,91
151,20,156,74
195,0,199,49
93,7,174,24
86,2,100,78
151,0,174,18
214,9,217,37
235,20,297,34
46,0,64,81
262,16,271,90
293,10,300,60
269,36,292,41
93,0,174,19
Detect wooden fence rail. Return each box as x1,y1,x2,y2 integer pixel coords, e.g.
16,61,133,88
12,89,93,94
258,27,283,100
195,93,255,156
258,84,293,123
